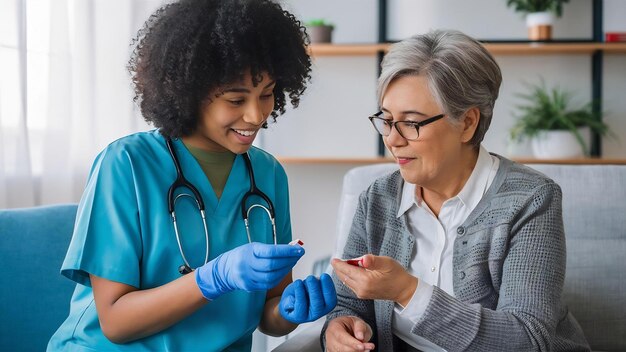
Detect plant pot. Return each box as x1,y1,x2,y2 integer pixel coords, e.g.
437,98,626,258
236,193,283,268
526,12,554,41
530,127,590,159
307,25,333,43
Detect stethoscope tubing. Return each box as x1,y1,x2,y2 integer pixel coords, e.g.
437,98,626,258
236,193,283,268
166,137,206,213
171,194,209,269
165,138,277,274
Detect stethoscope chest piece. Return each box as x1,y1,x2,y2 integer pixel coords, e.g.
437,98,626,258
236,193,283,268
178,264,193,275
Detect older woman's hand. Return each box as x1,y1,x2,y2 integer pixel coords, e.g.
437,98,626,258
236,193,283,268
325,315,376,352
331,255,418,306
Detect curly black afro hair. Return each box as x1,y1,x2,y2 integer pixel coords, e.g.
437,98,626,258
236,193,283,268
128,0,311,138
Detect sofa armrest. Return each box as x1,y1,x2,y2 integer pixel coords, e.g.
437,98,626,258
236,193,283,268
272,318,324,352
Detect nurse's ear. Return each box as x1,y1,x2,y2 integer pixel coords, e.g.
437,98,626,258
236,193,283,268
460,107,480,144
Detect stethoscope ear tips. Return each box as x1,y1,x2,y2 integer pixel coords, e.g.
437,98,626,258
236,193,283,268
178,264,193,275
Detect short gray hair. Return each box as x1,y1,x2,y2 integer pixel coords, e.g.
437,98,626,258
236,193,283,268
377,30,502,146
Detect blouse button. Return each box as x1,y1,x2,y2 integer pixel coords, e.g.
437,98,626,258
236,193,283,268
456,226,465,236
460,271,466,279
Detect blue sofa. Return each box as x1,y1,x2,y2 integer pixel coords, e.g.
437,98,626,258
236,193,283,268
0,204,78,352
275,163,626,352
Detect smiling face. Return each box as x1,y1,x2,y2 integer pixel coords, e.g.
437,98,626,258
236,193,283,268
381,74,479,192
183,71,276,154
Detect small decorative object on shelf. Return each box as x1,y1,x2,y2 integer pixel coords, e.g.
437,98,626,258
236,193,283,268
506,0,570,41
605,32,626,42
509,80,610,159
304,19,334,43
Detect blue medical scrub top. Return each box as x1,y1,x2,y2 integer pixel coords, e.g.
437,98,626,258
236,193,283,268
47,130,292,351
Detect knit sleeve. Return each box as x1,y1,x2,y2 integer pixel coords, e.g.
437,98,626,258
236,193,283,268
410,182,583,352
321,190,377,349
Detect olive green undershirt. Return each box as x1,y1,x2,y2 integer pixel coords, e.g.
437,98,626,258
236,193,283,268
183,144,236,199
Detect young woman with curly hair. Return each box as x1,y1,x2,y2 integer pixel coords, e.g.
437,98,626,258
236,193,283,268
47,0,336,350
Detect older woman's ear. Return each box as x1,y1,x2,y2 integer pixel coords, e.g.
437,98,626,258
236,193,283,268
461,107,481,144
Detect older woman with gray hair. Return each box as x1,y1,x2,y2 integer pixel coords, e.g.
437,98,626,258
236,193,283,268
322,30,590,352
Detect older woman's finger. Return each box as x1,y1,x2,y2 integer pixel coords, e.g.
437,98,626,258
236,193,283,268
334,330,370,351
353,319,375,347
327,317,374,352
332,259,364,281
327,316,377,352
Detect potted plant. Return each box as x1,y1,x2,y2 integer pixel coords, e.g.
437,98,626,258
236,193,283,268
506,0,570,40
304,19,334,43
509,81,609,159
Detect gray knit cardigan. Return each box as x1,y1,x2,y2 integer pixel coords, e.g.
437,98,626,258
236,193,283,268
322,156,590,351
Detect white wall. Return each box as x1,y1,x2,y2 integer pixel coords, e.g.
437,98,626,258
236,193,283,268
262,56,380,158
386,0,592,41
281,0,378,44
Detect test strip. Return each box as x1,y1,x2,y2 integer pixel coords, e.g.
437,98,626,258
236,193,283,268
289,238,304,246
343,256,364,267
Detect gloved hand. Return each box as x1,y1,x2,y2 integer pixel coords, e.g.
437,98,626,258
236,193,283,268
278,273,337,324
196,242,304,300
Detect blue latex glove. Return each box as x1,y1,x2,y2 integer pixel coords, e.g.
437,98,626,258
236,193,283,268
196,242,304,300
278,273,337,324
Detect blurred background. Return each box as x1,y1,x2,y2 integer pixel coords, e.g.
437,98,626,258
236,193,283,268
1,0,625,350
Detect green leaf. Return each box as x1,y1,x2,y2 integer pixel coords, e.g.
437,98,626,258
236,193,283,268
304,19,333,28
509,79,612,153
505,0,570,17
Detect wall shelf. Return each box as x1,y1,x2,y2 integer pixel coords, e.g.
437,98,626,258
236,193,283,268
308,44,388,56
485,42,626,55
278,157,394,165
278,157,626,165
309,42,626,57
512,158,626,165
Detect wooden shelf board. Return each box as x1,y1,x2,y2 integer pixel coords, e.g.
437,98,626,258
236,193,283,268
278,157,394,165
309,43,626,56
602,43,626,54
308,44,388,56
513,158,626,165
484,42,626,55
278,157,626,165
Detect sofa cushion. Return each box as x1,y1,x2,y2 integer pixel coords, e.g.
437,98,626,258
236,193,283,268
529,164,626,351
0,204,77,351
333,163,399,260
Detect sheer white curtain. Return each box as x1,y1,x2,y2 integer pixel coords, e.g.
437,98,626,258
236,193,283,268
0,0,160,209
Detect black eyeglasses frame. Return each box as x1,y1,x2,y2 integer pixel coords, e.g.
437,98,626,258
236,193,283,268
368,111,445,141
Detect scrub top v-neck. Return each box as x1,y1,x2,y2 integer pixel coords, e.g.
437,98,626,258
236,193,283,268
184,144,235,199
47,130,293,352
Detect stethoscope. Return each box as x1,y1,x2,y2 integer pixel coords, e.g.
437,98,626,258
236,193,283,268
165,138,277,275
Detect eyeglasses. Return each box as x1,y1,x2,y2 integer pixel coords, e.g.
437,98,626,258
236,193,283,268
368,111,445,141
